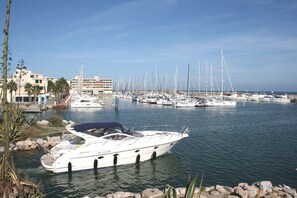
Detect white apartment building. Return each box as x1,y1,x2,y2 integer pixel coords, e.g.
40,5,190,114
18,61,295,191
4,69,53,103
71,76,112,95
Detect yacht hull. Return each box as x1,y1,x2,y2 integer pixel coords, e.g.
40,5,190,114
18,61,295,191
41,125,188,173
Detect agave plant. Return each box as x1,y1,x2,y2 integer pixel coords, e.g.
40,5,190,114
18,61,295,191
0,104,26,143
1,0,43,197
163,174,204,198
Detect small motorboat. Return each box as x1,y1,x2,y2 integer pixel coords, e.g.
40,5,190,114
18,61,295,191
41,122,189,173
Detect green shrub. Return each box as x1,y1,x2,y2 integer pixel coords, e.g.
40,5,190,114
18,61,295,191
163,174,204,198
47,115,64,127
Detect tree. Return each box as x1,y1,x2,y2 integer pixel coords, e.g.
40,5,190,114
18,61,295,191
54,78,70,102
0,0,15,196
24,82,33,102
7,80,17,102
0,1,42,196
47,80,54,92
32,84,42,104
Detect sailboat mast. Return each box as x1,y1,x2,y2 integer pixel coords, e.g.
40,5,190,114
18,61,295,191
198,62,201,96
210,64,213,96
221,49,224,96
174,65,178,94
187,64,190,99
205,60,208,96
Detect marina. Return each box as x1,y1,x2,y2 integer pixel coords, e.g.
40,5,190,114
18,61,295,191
1,1,297,197
12,99,297,197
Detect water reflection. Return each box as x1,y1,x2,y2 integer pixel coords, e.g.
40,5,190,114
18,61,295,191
14,152,185,197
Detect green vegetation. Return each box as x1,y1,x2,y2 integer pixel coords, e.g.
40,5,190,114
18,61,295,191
163,174,204,198
7,80,17,102
52,77,70,103
0,104,26,143
21,124,67,140
47,115,65,127
24,82,33,102
0,0,44,197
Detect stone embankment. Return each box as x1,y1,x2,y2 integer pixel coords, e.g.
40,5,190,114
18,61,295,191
0,134,73,153
0,120,74,153
91,181,296,198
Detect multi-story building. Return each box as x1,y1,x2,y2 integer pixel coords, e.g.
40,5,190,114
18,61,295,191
71,76,112,95
5,69,52,103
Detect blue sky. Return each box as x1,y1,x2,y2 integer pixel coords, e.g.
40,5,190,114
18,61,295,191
1,0,297,92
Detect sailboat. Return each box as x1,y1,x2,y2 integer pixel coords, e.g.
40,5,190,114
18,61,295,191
174,64,196,108
70,65,103,109
204,50,237,107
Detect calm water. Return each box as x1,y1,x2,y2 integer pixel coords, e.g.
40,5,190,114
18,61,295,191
13,99,297,197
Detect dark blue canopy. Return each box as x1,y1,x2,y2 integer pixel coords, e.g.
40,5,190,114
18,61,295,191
73,122,127,133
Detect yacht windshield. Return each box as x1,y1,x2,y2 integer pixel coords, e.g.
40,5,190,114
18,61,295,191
69,136,85,145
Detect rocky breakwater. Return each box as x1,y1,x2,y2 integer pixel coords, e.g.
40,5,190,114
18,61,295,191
0,134,74,153
0,120,74,153
93,181,297,198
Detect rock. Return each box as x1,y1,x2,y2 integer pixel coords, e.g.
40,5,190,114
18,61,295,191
238,183,249,190
37,120,49,126
276,191,286,197
225,195,240,198
194,187,202,194
259,181,272,194
246,185,259,198
47,136,62,147
234,186,248,198
63,120,69,124
204,186,215,192
272,186,283,192
283,185,292,190
216,185,233,194
0,147,4,153
30,144,37,150
36,138,44,145
284,188,297,198
24,139,33,146
176,187,186,197
9,143,15,149
209,190,220,196
284,192,293,198
199,191,213,198
142,188,163,198
265,194,279,198
16,141,25,150
133,193,141,198
257,189,265,198
106,191,135,198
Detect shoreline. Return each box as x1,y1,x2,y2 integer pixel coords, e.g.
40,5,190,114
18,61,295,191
3,136,297,198
89,181,297,198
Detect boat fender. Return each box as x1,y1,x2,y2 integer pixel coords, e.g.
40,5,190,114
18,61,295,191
136,154,140,164
113,154,118,165
151,151,157,160
68,162,72,173
94,159,98,170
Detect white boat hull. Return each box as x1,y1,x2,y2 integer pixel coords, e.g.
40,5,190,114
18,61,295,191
41,126,188,173
71,103,102,108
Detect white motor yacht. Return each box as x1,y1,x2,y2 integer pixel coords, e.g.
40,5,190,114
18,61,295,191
41,122,189,173
71,98,102,108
